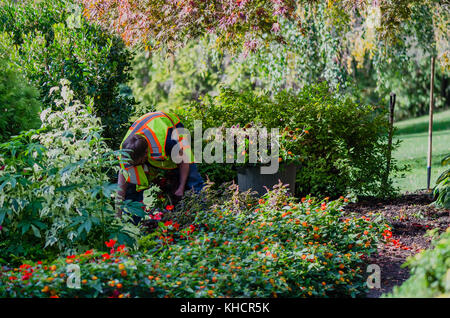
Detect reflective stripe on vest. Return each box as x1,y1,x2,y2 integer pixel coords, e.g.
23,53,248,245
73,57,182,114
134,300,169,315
119,112,180,189
139,128,162,159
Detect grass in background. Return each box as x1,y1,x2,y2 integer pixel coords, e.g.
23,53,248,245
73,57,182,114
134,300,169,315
393,109,450,193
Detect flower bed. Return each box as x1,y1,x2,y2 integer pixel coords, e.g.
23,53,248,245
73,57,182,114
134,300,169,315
0,184,388,298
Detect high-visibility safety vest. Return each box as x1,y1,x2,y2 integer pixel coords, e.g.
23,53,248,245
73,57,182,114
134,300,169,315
119,111,193,191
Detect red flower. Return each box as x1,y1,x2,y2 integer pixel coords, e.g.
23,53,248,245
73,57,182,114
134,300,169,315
66,255,76,259
102,253,111,260
164,220,173,227
382,230,392,239
105,239,117,248
84,250,93,255
117,244,126,253
165,205,174,211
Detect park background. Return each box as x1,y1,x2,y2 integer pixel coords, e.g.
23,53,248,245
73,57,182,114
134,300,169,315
0,0,449,298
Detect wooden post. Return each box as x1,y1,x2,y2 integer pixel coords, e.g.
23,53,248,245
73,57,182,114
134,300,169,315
427,56,436,191
385,92,396,187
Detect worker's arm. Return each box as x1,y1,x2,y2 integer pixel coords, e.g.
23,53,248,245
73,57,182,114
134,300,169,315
116,172,127,217
174,162,189,197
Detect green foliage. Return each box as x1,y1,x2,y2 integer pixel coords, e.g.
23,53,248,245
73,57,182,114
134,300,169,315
433,153,450,208
129,39,256,116
128,2,448,122
180,83,402,198
0,183,388,298
0,0,136,147
385,228,450,298
0,57,41,142
0,80,140,261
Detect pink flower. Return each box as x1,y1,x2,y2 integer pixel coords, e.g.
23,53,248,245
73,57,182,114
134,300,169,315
271,22,280,33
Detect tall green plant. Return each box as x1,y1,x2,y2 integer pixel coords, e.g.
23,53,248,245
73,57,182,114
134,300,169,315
433,154,450,209
0,80,141,260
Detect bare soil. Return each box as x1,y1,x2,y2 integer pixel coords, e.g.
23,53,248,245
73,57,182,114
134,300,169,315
344,191,450,298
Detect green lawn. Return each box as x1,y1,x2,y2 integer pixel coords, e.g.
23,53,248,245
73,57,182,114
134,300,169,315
393,109,450,193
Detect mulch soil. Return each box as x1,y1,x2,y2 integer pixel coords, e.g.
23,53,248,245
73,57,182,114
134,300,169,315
344,191,450,298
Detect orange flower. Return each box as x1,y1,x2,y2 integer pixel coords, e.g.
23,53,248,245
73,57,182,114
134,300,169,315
121,270,127,277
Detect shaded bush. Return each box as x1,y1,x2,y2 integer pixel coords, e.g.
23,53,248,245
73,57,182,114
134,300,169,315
0,57,41,142
180,83,402,198
0,0,135,147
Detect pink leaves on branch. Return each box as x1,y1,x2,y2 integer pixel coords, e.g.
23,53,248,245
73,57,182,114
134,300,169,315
81,0,297,53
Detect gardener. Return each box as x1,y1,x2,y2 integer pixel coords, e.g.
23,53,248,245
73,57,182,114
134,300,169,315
116,111,204,223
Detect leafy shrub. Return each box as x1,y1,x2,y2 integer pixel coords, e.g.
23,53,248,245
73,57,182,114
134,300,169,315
0,182,388,298
0,80,140,261
0,0,135,147
433,154,449,209
180,83,401,198
0,57,41,142
385,228,450,298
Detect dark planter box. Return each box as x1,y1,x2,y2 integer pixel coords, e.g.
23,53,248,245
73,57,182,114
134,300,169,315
237,164,297,196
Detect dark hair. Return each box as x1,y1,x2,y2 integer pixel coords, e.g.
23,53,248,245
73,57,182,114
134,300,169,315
122,134,147,163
